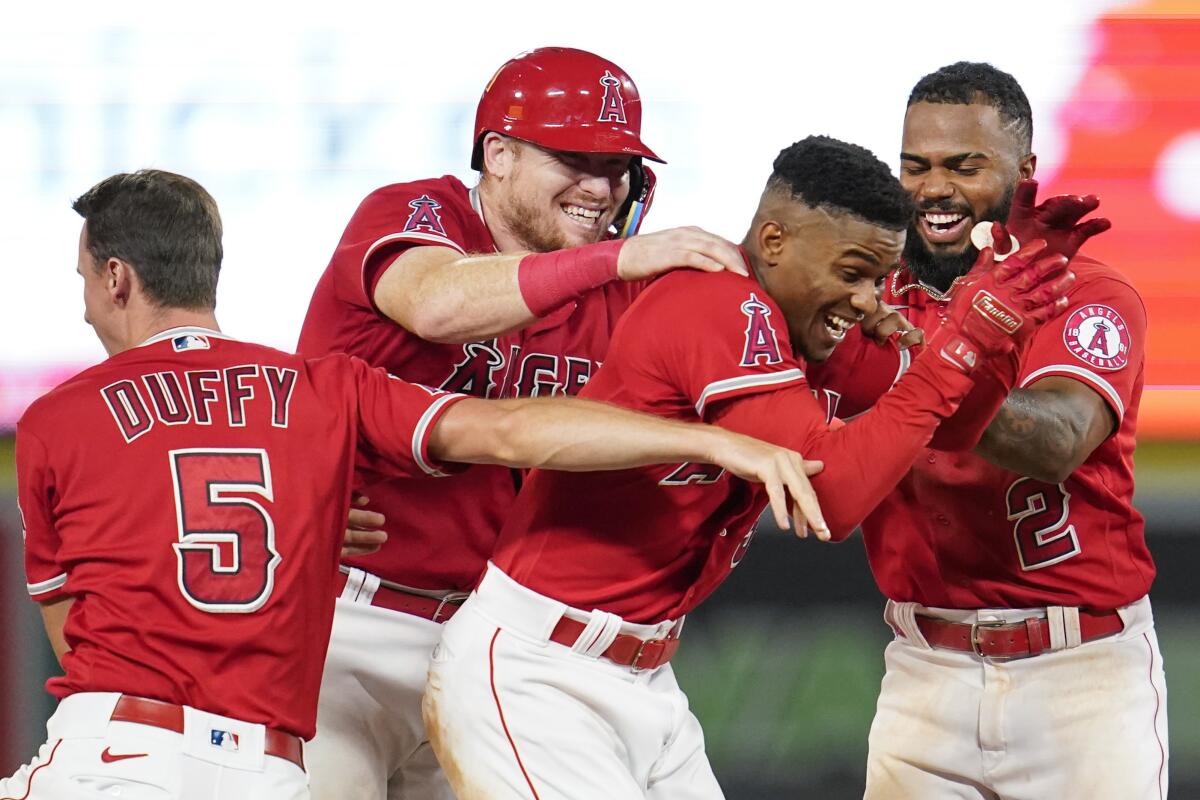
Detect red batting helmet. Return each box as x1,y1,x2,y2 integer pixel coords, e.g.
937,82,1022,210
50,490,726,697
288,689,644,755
471,47,664,170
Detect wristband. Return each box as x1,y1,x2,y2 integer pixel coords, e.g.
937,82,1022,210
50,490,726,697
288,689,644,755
517,239,624,317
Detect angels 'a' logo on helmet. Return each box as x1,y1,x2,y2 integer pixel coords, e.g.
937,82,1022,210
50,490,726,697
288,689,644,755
403,195,447,236
740,293,784,367
1063,304,1130,371
597,70,628,124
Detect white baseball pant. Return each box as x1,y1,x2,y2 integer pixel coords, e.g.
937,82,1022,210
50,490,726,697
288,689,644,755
306,569,453,800
423,563,724,800
0,692,308,800
865,595,1168,800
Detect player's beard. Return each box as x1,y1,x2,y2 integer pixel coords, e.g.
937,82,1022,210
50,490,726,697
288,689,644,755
499,192,575,253
902,184,1015,293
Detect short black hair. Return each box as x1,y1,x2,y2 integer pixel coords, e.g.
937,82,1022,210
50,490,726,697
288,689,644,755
908,61,1033,150
769,135,912,231
73,169,223,310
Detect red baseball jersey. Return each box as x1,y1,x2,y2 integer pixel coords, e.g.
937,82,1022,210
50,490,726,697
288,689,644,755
812,255,1153,609
297,175,639,590
493,269,983,623
17,328,464,738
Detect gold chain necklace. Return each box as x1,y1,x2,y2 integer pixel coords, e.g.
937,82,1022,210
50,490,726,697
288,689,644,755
890,270,951,302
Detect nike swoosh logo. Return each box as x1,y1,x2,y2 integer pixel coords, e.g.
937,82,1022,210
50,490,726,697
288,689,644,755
100,747,149,763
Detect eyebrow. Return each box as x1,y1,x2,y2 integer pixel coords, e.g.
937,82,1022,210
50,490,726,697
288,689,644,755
900,151,990,167
839,246,882,264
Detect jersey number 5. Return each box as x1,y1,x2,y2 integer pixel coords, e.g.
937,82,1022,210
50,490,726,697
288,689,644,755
169,449,281,613
1006,477,1082,571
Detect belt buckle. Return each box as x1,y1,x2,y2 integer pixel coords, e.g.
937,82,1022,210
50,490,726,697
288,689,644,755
969,619,1010,659
432,592,468,623
630,638,657,672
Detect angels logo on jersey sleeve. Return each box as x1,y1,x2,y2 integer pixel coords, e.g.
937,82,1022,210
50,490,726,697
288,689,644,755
403,195,448,236
1063,304,1130,371
740,293,784,367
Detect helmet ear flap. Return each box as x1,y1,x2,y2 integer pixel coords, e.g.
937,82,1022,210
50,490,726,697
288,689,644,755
471,134,486,172
612,161,657,239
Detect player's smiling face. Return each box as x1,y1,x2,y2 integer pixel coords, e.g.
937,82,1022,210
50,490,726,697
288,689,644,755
754,205,903,363
483,136,632,252
900,101,1033,290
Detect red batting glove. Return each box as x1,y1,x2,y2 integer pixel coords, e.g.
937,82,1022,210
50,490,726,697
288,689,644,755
928,223,1075,374
1005,178,1112,261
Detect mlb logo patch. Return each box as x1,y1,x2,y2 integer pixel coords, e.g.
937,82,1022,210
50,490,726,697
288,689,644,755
172,334,211,352
211,729,240,751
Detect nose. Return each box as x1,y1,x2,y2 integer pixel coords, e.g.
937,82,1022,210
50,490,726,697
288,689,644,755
850,281,878,317
576,172,613,202
918,170,954,205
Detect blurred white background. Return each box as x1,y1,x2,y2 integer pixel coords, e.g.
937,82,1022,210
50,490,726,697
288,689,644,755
1,0,1115,372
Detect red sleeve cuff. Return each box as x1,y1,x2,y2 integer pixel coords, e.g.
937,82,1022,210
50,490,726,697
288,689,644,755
1021,364,1126,422
411,393,472,477
28,573,68,602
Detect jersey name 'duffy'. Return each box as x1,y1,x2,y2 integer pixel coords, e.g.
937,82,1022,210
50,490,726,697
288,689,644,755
100,363,299,443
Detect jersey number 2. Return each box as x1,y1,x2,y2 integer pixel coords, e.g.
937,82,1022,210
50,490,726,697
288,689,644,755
1006,477,1082,571
170,449,281,613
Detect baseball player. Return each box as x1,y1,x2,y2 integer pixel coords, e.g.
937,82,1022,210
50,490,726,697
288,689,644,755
3,169,828,800
421,136,1078,800
808,62,1166,799
295,47,749,800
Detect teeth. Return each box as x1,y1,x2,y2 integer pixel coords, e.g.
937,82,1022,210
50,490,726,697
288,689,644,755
824,313,854,339
563,205,602,222
925,212,964,225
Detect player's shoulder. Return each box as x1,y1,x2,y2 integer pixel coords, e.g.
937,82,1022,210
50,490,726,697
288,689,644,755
18,360,110,433
1065,253,1147,314
358,175,471,212
641,268,772,309
1069,253,1138,290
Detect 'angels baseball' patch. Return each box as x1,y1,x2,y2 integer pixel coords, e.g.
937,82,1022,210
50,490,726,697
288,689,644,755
1063,304,1130,370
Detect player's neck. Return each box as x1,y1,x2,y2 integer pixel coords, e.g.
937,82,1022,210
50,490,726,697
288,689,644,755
737,238,767,287
109,306,221,355
476,181,522,253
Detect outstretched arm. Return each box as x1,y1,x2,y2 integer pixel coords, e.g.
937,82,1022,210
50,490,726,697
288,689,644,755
428,396,827,536
374,227,747,344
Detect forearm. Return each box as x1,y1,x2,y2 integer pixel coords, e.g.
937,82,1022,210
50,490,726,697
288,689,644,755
927,364,1013,451
974,388,1100,482
432,397,726,471
39,596,73,666
379,252,535,344
805,359,978,539
716,356,977,541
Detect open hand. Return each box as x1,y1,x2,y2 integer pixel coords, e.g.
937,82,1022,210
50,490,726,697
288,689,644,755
708,431,829,540
617,226,748,281
1006,178,1111,261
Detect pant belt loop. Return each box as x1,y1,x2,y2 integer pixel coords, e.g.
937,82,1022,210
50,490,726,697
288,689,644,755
570,610,623,659
1046,606,1083,651
339,567,364,602
886,600,932,650
340,567,381,605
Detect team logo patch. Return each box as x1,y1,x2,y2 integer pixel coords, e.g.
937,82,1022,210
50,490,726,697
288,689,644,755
597,70,627,123
1063,304,1130,370
403,195,447,236
971,290,1022,335
211,730,240,751
172,334,210,352
739,293,784,366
